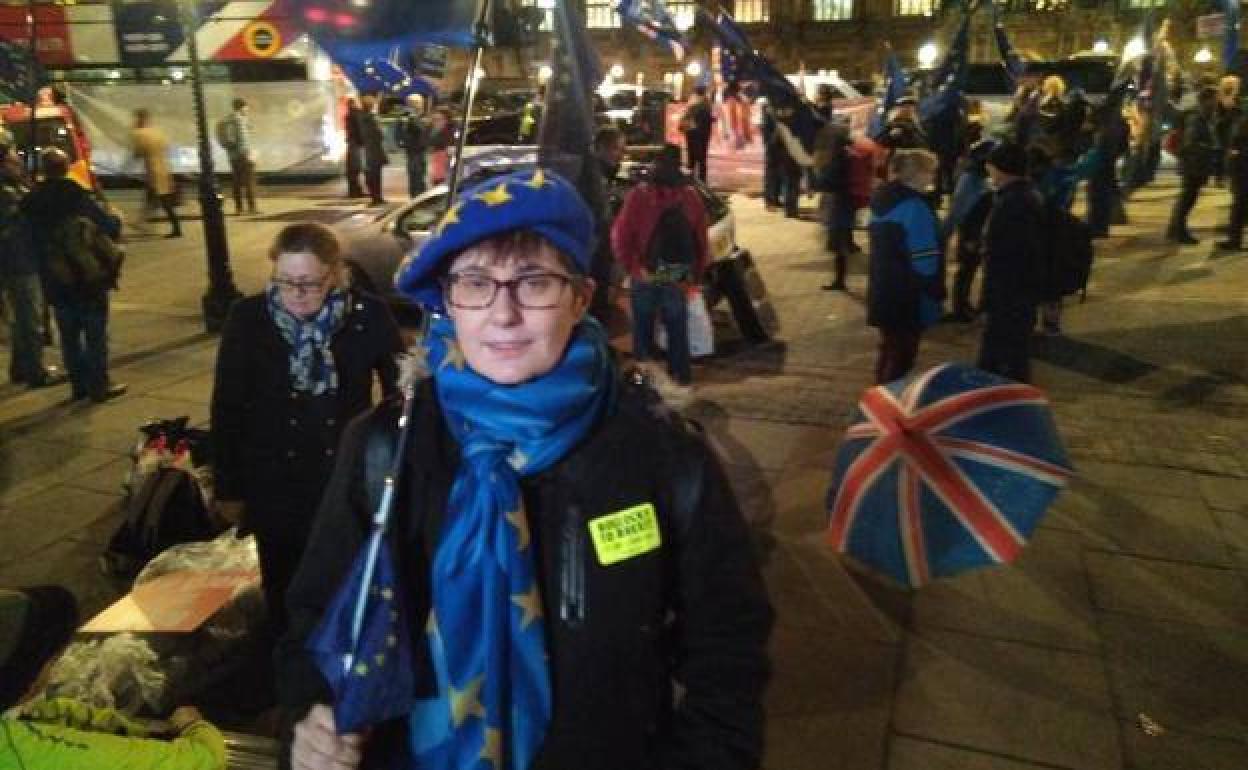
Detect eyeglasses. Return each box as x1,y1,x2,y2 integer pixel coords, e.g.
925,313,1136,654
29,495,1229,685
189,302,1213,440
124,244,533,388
273,274,331,297
444,272,572,309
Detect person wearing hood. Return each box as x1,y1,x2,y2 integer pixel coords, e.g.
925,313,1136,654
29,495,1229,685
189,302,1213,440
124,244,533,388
0,586,227,770
866,148,943,384
613,143,710,385
21,148,125,403
979,141,1044,382
942,138,997,322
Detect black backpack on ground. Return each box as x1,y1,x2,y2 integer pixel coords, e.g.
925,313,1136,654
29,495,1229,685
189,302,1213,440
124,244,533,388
1041,203,1095,300
644,201,697,283
102,418,222,580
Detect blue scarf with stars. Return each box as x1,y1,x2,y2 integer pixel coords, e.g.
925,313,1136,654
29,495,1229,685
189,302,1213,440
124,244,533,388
407,314,613,769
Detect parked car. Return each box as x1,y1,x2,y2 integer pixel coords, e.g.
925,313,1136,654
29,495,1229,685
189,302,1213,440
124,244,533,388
338,159,760,335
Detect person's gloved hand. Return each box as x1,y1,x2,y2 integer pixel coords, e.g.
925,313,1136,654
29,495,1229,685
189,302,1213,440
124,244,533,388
168,706,204,734
292,704,365,770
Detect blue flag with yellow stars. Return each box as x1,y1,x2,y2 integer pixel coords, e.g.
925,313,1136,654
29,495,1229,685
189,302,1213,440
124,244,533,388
404,313,612,769
307,535,416,734
616,0,688,60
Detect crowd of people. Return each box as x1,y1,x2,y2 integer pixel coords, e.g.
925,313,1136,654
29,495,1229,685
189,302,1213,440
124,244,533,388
5,54,1244,768
750,65,1248,388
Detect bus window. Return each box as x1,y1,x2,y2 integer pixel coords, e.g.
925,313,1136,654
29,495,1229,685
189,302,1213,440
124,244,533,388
7,117,80,165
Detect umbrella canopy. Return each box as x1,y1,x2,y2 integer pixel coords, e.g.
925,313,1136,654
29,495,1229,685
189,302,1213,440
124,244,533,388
826,363,1073,588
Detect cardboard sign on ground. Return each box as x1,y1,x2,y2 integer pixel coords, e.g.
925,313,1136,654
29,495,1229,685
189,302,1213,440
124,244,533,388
82,569,260,633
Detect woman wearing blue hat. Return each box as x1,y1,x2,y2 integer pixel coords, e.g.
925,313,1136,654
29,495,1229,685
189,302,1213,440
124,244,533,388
278,169,772,770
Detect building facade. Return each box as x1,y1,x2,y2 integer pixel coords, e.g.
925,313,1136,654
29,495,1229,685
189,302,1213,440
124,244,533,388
481,0,1238,85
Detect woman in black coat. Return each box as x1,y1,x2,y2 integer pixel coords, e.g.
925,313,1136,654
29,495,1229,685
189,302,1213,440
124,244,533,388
211,222,402,635
280,170,772,770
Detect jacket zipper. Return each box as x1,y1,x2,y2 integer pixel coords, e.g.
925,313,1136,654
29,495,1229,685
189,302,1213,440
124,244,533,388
559,503,585,628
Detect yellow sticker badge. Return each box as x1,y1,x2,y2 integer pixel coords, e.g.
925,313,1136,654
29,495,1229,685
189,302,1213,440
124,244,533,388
588,503,662,566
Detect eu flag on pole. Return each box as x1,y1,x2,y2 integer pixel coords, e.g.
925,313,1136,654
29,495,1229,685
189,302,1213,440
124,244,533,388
870,53,907,138
307,534,415,734
991,3,1026,87
700,9,823,155
538,0,604,216
920,6,973,122
1224,0,1241,74
616,0,687,60
286,0,487,76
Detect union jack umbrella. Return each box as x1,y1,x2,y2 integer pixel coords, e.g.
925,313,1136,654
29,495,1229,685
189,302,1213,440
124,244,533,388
826,363,1074,588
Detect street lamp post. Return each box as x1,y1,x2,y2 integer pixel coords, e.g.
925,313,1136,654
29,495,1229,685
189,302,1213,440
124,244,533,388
181,1,240,332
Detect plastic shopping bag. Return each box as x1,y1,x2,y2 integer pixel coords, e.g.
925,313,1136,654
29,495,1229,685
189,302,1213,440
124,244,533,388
655,287,715,358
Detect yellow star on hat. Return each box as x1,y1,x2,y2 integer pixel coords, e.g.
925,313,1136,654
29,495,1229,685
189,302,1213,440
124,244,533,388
525,168,549,189
475,182,513,207
435,201,463,236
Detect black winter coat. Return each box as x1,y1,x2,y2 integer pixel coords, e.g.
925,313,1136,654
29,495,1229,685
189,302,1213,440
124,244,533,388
277,375,773,770
983,178,1044,313
20,178,121,304
210,291,402,536
1178,109,1219,180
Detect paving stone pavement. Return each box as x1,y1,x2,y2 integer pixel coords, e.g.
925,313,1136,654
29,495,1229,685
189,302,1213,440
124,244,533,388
1,173,1246,768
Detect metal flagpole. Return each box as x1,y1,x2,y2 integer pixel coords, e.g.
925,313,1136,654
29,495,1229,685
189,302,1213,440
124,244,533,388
24,0,37,176
445,0,493,207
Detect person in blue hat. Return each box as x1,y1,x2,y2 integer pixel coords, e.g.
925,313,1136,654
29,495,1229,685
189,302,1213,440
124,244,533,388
278,168,772,770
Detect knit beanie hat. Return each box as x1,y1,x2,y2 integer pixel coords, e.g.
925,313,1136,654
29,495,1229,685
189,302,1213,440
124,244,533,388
0,586,78,709
394,168,594,313
986,141,1028,176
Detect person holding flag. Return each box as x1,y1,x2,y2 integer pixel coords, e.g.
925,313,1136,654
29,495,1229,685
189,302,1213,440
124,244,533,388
278,169,773,770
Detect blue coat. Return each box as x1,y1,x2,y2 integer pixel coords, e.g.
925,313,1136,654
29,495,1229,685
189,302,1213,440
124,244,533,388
866,181,944,330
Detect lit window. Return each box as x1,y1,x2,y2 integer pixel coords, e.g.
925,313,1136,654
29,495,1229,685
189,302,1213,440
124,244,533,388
518,0,553,31
667,1,697,32
735,0,771,23
812,0,854,21
998,0,1070,10
893,0,938,16
586,1,620,29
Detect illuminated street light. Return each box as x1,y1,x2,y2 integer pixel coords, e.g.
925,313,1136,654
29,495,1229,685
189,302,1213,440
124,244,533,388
918,42,939,69
1194,46,1214,64
1123,37,1147,62
610,63,625,79
537,64,553,83
685,61,702,77
1093,39,1110,55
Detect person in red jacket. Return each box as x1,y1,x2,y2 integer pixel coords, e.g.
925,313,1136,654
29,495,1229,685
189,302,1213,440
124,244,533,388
612,143,709,385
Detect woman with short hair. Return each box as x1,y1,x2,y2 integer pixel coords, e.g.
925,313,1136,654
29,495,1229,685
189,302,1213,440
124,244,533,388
279,170,771,770
866,148,944,383
211,222,402,636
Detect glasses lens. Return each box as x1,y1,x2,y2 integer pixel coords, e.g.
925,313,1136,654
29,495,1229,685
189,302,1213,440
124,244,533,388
515,274,567,308
449,274,496,308
276,275,328,295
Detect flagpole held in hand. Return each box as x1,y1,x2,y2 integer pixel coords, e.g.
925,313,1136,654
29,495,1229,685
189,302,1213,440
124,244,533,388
446,0,493,206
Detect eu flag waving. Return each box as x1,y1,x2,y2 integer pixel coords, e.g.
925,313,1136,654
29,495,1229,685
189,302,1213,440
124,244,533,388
616,0,688,60
307,539,415,734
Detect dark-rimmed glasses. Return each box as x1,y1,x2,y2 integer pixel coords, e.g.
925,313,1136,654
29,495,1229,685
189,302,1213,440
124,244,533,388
443,272,572,309
273,273,331,297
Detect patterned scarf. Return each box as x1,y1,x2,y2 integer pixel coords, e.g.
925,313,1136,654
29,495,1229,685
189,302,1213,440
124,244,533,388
266,284,348,396
406,314,613,769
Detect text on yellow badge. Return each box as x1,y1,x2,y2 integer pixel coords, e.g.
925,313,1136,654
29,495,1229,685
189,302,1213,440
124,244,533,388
587,503,662,566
